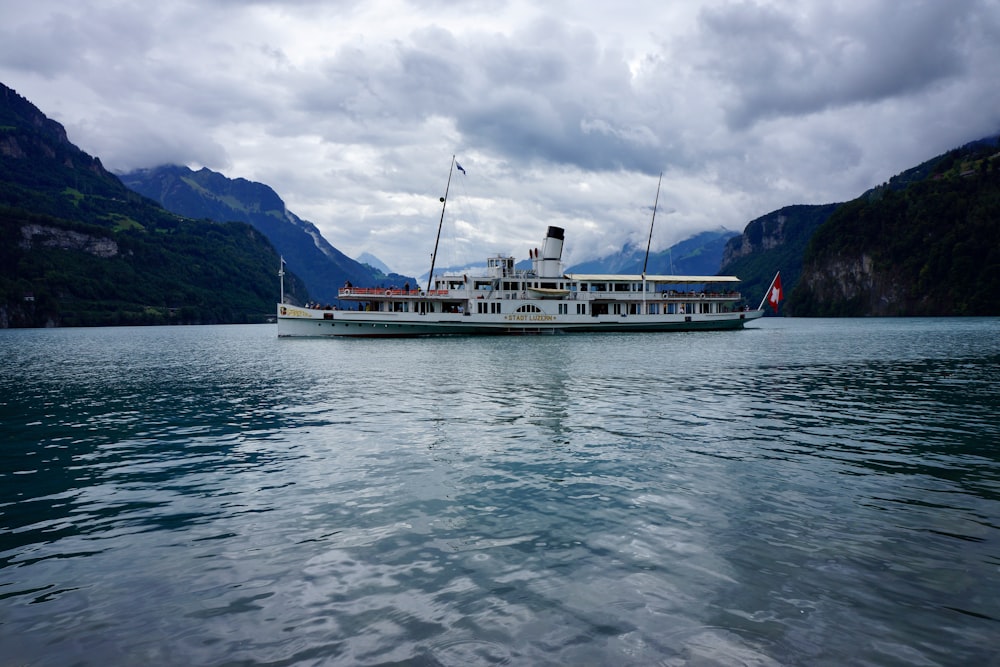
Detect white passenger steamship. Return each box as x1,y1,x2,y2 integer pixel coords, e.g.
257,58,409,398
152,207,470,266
276,224,766,337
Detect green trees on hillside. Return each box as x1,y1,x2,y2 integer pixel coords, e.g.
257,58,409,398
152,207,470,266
790,145,1000,316
1,110,313,324
1,203,306,327
2,84,309,327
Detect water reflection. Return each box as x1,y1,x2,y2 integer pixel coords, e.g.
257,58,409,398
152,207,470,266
1,320,999,665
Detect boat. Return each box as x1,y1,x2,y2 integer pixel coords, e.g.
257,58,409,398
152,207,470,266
276,160,770,337
277,223,766,337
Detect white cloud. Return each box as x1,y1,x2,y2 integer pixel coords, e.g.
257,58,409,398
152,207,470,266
2,0,998,279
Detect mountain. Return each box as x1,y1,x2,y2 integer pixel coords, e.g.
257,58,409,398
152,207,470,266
788,137,1000,316
357,252,393,275
567,228,738,275
120,165,417,304
719,204,840,310
719,134,1000,316
0,82,304,327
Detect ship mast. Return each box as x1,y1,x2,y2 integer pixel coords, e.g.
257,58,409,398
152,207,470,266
642,172,662,276
279,256,285,304
641,172,663,305
426,156,456,292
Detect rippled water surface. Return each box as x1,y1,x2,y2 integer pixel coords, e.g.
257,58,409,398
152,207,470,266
2,319,999,666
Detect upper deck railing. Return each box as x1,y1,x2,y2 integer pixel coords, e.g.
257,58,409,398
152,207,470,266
339,288,448,298
338,286,743,301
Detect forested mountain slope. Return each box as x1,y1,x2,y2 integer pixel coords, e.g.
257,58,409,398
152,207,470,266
0,82,303,327
789,139,1000,316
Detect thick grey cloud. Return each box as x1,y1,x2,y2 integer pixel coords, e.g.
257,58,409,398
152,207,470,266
694,0,986,129
1,0,998,278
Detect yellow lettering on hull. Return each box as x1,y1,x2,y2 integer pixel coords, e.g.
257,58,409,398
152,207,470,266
503,314,557,322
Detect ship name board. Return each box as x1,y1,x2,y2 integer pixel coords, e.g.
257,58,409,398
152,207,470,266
504,314,557,322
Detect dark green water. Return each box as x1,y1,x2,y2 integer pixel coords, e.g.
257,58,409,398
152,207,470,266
1,319,998,665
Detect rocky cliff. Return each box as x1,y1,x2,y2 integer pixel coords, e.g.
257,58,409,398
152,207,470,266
719,203,839,310
0,85,113,186
793,254,906,316
19,223,120,258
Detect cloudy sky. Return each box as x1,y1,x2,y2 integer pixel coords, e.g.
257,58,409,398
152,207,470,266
2,0,999,278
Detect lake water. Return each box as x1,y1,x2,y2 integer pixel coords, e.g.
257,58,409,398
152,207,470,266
1,318,998,666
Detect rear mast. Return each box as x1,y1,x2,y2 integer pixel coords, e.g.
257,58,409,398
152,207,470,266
641,172,663,306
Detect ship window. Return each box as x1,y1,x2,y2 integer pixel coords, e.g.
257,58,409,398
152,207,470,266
515,304,542,313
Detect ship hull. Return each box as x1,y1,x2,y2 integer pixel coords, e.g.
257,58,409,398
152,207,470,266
277,305,763,338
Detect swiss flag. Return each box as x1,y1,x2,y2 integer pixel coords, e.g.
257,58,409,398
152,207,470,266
767,272,783,313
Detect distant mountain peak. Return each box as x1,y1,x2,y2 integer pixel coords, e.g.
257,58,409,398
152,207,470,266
567,228,738,275
357,252,393,274
121,164,417,303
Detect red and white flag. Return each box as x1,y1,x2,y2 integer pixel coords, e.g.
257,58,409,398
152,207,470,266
758,272,782,313
766,272,782,313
